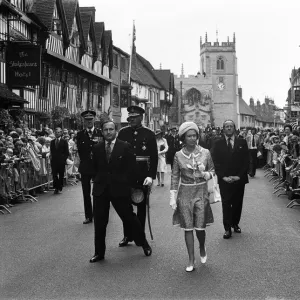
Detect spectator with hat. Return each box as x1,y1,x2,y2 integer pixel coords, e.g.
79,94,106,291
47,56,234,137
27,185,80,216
155,129,168,186
117,105,158,247
76,109,103,224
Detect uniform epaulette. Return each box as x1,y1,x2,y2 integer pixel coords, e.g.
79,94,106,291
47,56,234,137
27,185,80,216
141,125,155,133
119,126,131,132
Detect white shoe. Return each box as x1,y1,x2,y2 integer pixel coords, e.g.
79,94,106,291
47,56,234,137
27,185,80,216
185,260,196,272
200,247,207,264
185,265,195,272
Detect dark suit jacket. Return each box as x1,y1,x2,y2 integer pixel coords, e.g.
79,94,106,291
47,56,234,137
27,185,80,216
92,139,136,197
50,137,69,166
76,128,103,175
211,135,249,185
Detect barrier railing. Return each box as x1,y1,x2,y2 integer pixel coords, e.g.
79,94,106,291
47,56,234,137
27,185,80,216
263,149,300,218
0,151,80,215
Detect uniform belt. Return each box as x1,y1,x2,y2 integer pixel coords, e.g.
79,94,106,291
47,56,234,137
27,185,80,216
136,156,150,162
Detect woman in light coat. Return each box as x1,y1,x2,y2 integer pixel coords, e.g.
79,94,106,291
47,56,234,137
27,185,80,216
155,130,168,187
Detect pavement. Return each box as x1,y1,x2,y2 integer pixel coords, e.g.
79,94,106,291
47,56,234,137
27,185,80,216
1,167,300,300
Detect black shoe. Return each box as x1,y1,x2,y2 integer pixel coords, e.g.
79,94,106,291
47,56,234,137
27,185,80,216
161,183,164,187
232,225,241,233
53,189,59,195
119,237,133,247
142,240,152,257
223,230,232,239
89,254,104,263
83,218,93,224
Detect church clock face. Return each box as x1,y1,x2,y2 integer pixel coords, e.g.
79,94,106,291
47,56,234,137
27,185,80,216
217,82,225,90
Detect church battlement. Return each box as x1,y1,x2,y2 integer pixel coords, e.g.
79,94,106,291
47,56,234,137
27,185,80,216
200,32,236,52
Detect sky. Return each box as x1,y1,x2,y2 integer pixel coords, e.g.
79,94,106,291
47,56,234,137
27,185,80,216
80,0,299,109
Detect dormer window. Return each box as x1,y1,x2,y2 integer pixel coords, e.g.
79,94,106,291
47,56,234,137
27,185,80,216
52,19,62,35
87,34,93,55
217,57,224,70
70,17,80,47
52,3,62,35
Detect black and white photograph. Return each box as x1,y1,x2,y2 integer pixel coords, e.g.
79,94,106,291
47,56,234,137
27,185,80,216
1,0,300,299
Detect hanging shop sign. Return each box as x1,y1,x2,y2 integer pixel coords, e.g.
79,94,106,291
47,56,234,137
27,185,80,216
7,44,41,86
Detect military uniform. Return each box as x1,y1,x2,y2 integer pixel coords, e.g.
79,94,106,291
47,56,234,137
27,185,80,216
117,107,158,242
77,110,103,223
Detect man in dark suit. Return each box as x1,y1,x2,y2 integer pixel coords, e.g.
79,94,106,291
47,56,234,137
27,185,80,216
211,120,249,239
166,126,181,169
50,127,69,194
117,106,158,247
76,110,103,224
245,128,261,177
89,120,152,263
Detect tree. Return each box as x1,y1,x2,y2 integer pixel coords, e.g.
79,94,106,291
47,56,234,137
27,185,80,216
9,108,27,128
0,109,13,129
51,106,70,128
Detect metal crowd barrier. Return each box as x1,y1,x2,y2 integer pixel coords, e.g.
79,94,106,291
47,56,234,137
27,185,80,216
0,151,80,215
263,149,300,221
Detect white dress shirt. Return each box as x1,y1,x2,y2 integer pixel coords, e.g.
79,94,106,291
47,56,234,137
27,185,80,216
105,138,116,152
249,134,257,149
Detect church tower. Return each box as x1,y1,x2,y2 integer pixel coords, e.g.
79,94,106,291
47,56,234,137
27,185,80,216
200,33,239,127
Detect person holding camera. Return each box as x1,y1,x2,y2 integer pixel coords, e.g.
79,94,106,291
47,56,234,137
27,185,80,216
155,130,168,187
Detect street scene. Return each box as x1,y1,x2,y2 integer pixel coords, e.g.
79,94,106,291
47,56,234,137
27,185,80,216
1,0,300,300
2,169,300,299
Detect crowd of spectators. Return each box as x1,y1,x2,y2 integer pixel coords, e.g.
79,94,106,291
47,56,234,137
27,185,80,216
0,125,80,210
164,124,300,169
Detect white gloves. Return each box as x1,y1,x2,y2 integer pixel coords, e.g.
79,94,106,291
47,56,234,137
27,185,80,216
143,177,153,186
170,190,177,210
202,172,211,181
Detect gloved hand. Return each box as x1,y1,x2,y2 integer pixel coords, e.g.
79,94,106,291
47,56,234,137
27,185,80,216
143,177,153,186
170,190,178,210
202,172,211,181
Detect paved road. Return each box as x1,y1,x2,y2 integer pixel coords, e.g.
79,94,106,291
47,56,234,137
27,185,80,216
1,168,300,300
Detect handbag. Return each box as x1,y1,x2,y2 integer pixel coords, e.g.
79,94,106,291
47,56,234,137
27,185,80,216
207,173,221,204
160,145,165,151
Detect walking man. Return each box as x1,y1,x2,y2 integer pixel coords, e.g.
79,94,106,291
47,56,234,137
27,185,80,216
246,127,260,177
211,120,249,239
90,120,152,262
76,110,102,224
117,106,158,247
166,126,181,169
50,127,69,194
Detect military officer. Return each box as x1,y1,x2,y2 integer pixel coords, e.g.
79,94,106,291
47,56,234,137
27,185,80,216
117,105,158,246
76,110,103,224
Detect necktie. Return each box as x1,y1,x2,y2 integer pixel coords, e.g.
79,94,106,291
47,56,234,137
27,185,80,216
55,138,59,148
106,141,112,162
252,135,255,147
227,137,233,152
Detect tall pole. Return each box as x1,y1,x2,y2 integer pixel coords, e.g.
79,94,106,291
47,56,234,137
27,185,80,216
128,20,135,85
179,81,183,125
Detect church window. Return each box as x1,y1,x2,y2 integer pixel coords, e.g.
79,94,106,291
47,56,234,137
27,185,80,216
217,57,225,70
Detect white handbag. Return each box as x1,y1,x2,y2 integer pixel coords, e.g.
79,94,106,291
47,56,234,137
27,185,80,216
207,174,222,204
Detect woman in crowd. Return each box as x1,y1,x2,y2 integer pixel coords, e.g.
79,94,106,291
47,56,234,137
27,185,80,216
155,130,168,187
169,121,214,272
